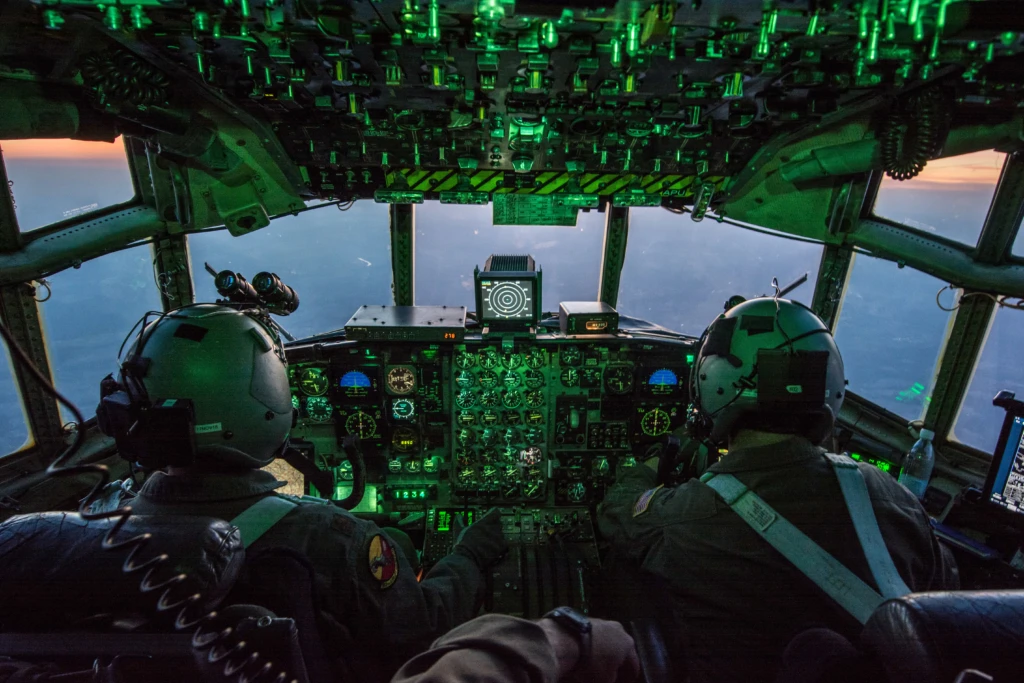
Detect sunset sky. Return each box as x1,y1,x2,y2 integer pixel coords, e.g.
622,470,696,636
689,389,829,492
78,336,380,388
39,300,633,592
0,137,127,160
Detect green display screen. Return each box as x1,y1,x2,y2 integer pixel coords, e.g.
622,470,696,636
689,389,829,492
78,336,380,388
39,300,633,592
850,452,893,473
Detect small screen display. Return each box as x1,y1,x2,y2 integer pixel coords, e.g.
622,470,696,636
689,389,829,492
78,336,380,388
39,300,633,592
336,369,378,398
479,278,535,321
639,366,686,397
434,509,476,532
989,415,1024,515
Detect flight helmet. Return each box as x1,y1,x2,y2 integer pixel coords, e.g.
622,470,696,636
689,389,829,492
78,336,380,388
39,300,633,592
98,304,292,469
691,297,845,445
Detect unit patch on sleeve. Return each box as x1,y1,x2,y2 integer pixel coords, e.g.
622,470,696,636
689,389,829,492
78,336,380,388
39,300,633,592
368,534,399,589
632,485,664,517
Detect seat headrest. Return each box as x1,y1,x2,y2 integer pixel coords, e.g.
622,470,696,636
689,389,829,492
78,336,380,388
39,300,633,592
0,512,244,632
861,590,1024,682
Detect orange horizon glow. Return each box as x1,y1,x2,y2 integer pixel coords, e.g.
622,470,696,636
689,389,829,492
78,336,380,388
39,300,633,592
882,149,1005,186
1,137,127,160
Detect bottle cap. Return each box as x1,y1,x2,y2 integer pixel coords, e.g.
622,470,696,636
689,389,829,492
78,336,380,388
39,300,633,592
919,428,935,440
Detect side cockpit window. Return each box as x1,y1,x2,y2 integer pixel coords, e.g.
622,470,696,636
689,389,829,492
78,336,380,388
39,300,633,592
2,137,135,232
38,245,162,425
833,254,952,420
872,150,1005,247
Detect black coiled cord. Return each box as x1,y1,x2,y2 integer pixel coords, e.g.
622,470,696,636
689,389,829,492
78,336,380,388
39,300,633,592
80,49,169,107
0,321,297,683
880,89,949,181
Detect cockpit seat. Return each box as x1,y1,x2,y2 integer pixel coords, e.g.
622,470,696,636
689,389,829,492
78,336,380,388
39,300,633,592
861,590,1024,682
0,512,325,683
777,590,1024,682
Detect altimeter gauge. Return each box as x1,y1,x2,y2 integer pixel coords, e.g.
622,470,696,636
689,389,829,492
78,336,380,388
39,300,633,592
305,396,333,422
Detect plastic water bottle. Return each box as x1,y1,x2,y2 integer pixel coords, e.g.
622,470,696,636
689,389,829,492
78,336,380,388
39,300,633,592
898,429,935,499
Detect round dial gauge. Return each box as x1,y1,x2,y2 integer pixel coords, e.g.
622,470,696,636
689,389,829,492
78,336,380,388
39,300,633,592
455,352,476,369
560,346,581,366
455,448,474,467
391,426,418,452
641,408,671,436
502,352,523,370
523,472,545,499
392,398,416,420
560,368,580,387
457,428,475,446
478,448,497,463
299,367,329,396
478,370,499,389
604,366,634,395
456,467,477,487
388,459,403,474
345,410,377,438
502,371,522,390
525,390,544,408
481,428,498,446
524,427,543,445
455,390,476,409
480,390,500,407
592,457,610,477
519,446,543,466
404,459,422,473
455,370,475,388
337,459,354,481
504,427,520,444
305,396,333,422
386,366,416,395
422,396,441,412
423,457,438,473
524,369,544,389
457,411,476,425
481,410,500,424
525,350,546,369
478,349,500,369
567,481,587,503
502,391,522,409
481,465,499,489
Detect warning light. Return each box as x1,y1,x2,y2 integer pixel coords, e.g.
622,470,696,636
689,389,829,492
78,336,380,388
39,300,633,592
876,461,891,473
850,452,862,460
686,354,695,364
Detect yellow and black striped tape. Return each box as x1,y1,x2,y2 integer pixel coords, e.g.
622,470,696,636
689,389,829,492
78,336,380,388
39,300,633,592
388,169,724,195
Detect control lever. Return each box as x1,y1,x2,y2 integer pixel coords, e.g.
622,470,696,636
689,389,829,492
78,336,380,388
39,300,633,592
280,435,365,510
336,435,366,510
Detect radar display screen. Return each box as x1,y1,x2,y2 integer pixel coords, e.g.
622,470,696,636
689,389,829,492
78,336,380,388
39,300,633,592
479,279,535,321
986,415,1024,517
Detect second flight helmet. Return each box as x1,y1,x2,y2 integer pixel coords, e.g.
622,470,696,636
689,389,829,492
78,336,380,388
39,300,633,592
691,297,846,445
110,304,293,468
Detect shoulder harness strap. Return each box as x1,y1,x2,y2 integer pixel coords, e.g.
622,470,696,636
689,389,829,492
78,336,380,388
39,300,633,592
702,470,889,625
230,495,299,548
824,453,911,599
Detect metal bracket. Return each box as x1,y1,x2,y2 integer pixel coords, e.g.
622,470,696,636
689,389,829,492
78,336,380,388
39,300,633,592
598,204,629,308
151,235,194,310
811,246,853,331
390,203,415,306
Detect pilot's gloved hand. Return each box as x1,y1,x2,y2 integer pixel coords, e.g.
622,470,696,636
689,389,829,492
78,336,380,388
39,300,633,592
452,507,508,569
540,616,640,683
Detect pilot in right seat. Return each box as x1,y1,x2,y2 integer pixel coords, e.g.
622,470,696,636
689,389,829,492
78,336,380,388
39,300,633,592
598,298,959,683
98,304,507,682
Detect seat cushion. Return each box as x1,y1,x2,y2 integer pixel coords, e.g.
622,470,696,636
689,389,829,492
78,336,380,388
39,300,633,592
861,591,1024,682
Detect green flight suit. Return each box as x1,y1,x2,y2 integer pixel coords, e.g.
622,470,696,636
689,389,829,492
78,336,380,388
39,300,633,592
129,468,483,683
597,436,959,683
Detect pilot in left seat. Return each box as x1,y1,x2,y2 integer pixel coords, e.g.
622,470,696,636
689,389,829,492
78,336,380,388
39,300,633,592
95,304,507,682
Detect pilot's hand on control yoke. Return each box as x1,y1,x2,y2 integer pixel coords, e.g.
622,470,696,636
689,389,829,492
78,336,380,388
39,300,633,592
452,507,508,569
540,617,640,683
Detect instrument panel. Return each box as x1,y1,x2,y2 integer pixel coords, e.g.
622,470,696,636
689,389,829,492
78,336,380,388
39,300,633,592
287,335,694,511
